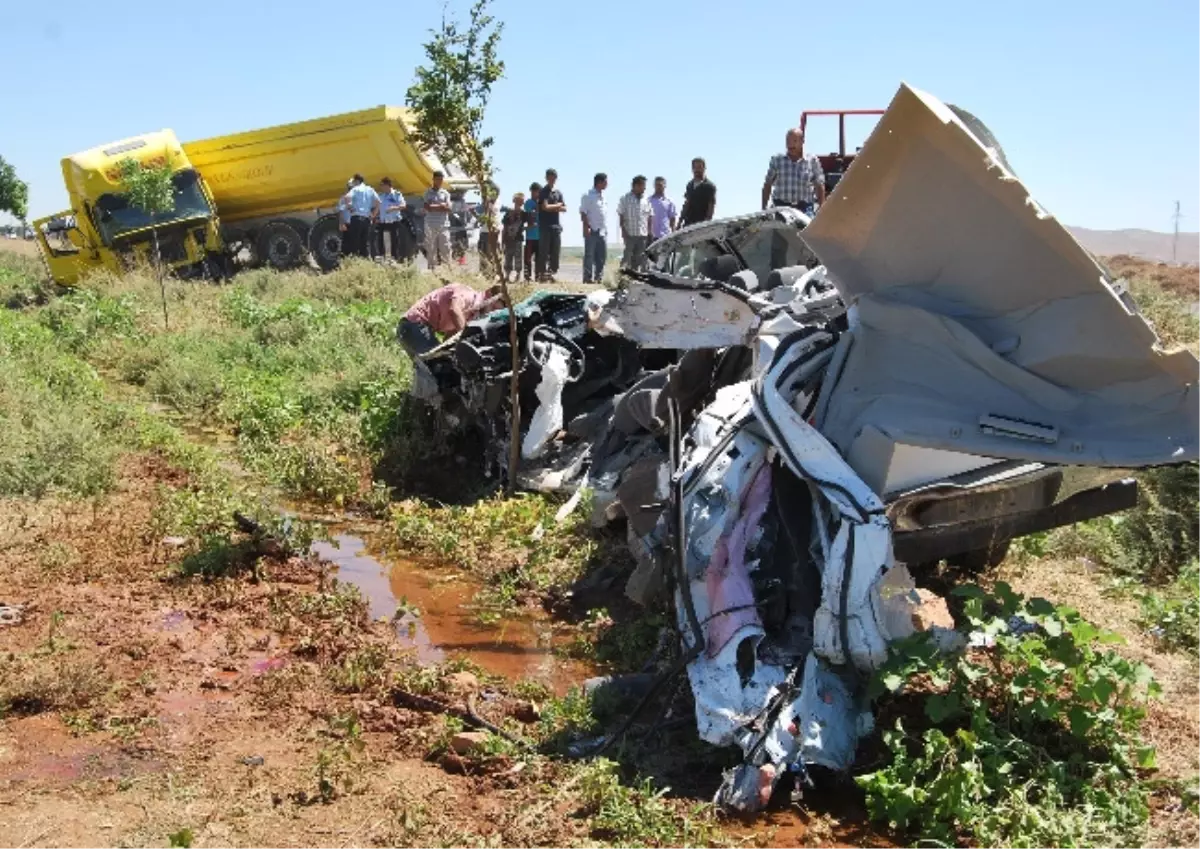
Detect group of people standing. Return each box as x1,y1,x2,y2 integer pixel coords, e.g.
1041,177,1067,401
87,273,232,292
338,125,826,283
337,174,410,260
476,159,719,284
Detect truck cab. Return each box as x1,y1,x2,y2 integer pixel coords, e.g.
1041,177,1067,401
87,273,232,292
36,130,224,286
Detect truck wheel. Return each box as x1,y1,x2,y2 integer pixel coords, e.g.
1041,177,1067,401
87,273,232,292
308,215,343,272
396,221,418,262
256,222,304,270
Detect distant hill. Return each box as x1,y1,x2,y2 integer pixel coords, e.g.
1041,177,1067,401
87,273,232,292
1069,227,1199,266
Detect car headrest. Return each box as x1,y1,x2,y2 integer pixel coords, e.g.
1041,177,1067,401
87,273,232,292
729,269,759,292
765,265,810,291
698,254,742,282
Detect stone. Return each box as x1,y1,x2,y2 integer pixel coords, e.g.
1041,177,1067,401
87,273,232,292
911,589,955,631
512,701,540,724
444,671,479,693
449,730,488,755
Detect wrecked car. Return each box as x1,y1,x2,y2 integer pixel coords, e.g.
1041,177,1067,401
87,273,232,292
419,205,824,489
421,82,1198,812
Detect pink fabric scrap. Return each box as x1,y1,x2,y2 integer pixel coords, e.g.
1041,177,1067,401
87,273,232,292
705,464,773,658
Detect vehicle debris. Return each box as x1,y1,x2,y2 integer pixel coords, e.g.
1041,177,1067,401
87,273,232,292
423,82,1199,813
0,603,25,627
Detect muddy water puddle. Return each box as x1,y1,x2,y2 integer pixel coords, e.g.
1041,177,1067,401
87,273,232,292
312,534,593,695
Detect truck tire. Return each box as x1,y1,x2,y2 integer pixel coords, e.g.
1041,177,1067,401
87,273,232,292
256,221,304,270
308,215,344,272
396,220,418,262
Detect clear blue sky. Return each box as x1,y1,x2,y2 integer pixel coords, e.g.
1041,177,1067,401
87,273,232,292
3,0,1197,245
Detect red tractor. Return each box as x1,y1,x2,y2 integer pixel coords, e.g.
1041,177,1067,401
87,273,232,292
800,109,885,196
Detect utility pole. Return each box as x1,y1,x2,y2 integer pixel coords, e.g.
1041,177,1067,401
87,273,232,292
1171,200,1182,264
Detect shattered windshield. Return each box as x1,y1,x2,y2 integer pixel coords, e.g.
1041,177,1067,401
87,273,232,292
649,242,726,279
734,224,815,282
648,218,816,283
94,169,212,243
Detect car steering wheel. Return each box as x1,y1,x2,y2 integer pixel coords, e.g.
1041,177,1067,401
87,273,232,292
525,324,586,383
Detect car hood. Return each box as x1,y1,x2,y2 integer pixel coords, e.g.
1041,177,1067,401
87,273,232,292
803,82,1197,469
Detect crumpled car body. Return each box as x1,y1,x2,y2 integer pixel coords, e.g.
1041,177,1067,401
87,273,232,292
426,82,1197,813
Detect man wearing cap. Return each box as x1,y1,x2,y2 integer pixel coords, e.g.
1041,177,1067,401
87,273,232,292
375,177,407,261
761,127,826,215
346,173,381,257
422,171,453,269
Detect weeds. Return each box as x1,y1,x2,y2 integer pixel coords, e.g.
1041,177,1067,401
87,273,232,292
393,493,604,615
561,609,665,672
14,256,434,511
0,250,56,307
861,582,1160,847
0,309,124,497
1129,276,1199,351
308,712,366,804
575,758,719,846
1129,560,1199,655
0,653,110,716
327,645,391,693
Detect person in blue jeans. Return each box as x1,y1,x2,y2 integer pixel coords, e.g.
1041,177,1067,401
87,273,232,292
522,183,540,282
579,172,608,284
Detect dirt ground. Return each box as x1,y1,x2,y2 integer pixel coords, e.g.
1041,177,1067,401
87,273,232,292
0,455,590,848
0,238,40,258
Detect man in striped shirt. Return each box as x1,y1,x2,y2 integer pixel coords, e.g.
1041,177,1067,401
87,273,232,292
618,175,653,272
761,128,826,215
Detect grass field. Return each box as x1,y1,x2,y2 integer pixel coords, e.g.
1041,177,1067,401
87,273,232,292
0,242,1196,847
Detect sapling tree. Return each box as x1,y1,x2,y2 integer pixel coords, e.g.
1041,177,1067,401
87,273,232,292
406,0,524,493
118,157,174,329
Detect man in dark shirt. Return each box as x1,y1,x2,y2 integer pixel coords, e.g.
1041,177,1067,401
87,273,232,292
680,157,716,227
537,167,566,281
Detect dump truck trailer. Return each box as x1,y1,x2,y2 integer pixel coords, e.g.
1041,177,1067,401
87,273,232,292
34,106,473,285
183,106,473,271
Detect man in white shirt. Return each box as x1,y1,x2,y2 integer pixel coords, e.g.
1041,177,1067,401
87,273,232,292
345,173,381,258
579,172,608,284
375,177,407,261
618,175,653,272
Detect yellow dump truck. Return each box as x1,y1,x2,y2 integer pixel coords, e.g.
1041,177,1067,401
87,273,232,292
34,106,473,284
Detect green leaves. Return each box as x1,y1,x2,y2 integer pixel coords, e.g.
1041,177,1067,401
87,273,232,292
0,154,29,222
118,156,175,217
925,692,961,724
861,582,1159,846
405,0,504,182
